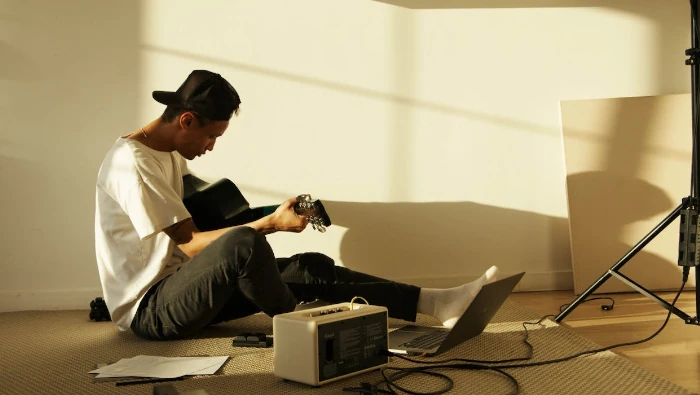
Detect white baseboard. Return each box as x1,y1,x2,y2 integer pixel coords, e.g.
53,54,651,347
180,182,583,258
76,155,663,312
394,271,574,292
0,288,103,312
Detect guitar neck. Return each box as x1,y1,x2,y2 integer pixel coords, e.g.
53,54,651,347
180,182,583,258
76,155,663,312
182,175,330,232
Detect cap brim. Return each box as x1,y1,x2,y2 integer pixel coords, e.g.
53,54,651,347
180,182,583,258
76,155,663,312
152,91,181,106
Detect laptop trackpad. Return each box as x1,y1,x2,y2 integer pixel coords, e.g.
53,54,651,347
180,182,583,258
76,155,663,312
389,325,442,348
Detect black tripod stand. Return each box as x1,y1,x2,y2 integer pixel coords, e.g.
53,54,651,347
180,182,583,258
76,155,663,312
555,0,700,325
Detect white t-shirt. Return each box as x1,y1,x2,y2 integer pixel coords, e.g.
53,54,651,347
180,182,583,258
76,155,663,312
94,137,192,331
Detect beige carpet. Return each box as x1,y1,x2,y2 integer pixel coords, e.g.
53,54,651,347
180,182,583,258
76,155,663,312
0,299,693,395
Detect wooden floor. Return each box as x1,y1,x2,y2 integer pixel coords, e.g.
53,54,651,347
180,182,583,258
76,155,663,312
510,290,700,394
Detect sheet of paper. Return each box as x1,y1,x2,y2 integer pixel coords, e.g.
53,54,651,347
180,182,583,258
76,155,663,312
93,363,222,379
89,355,229,379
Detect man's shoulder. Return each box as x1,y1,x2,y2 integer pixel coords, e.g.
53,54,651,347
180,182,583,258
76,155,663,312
98,139,153,187
104,138,169,171
99,139,136,173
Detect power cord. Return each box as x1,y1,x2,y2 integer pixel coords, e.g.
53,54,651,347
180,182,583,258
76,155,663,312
563,296,615,312
344,278,687,395
351,296,370,310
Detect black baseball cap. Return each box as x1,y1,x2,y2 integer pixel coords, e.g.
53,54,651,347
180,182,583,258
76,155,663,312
152,70,241,121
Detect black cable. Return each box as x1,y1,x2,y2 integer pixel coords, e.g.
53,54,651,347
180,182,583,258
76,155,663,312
496,280,685,369
371,363,518,395
376,296,616,370
380,368,455,395
350,279,686,395
560,296,615,312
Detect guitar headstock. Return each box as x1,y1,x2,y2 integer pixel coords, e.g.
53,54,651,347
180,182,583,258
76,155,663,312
294,194,332,233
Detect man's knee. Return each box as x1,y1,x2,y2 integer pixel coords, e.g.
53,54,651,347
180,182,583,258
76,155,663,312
278,252,337,283
217,226,274,271
301,252,336,276
218,226,263,247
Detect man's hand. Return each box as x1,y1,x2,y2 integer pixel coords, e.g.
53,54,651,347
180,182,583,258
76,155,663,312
270,197,309,233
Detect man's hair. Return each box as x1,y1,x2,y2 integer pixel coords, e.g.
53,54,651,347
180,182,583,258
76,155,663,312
161,106,213,127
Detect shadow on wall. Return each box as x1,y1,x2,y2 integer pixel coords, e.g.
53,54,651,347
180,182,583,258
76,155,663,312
373,0,686,10
143,44,559,138
318,170,686,291
0,0,142,297
373,0,689,95
322,199,572,287
0,42,40,81
0,155,49,282
566,171,693,292
374,0,691,293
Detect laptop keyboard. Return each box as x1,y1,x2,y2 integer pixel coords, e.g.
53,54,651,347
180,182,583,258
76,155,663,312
400,331,448,349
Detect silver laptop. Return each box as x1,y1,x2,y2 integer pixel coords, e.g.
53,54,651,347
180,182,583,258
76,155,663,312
388,272,525,356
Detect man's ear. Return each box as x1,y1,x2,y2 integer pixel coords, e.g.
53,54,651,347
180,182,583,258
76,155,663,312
179,112,196,129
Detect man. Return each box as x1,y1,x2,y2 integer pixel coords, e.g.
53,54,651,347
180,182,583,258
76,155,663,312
94,70,498,340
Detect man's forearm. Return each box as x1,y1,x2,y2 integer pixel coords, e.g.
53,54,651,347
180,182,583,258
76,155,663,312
178,215,277,258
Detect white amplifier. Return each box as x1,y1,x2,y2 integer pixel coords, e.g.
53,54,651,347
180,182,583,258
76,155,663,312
273,302,389,386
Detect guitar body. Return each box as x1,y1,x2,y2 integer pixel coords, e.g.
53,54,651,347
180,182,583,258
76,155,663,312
182,175,276,232
182,175,331,232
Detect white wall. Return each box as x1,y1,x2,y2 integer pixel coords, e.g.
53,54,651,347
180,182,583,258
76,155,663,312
0,0,142,310
0,0,691,311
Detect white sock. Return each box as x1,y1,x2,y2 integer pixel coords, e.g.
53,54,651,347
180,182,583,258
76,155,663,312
417,266,499,328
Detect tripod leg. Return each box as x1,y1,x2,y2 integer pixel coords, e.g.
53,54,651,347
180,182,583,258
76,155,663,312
696,267,700,321
555,202,685,322
610,270,691,322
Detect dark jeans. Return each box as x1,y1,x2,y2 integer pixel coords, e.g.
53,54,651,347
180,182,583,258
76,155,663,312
130,227,421,340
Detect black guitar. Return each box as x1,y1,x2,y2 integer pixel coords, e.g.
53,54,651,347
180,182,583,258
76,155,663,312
182,175,332,233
